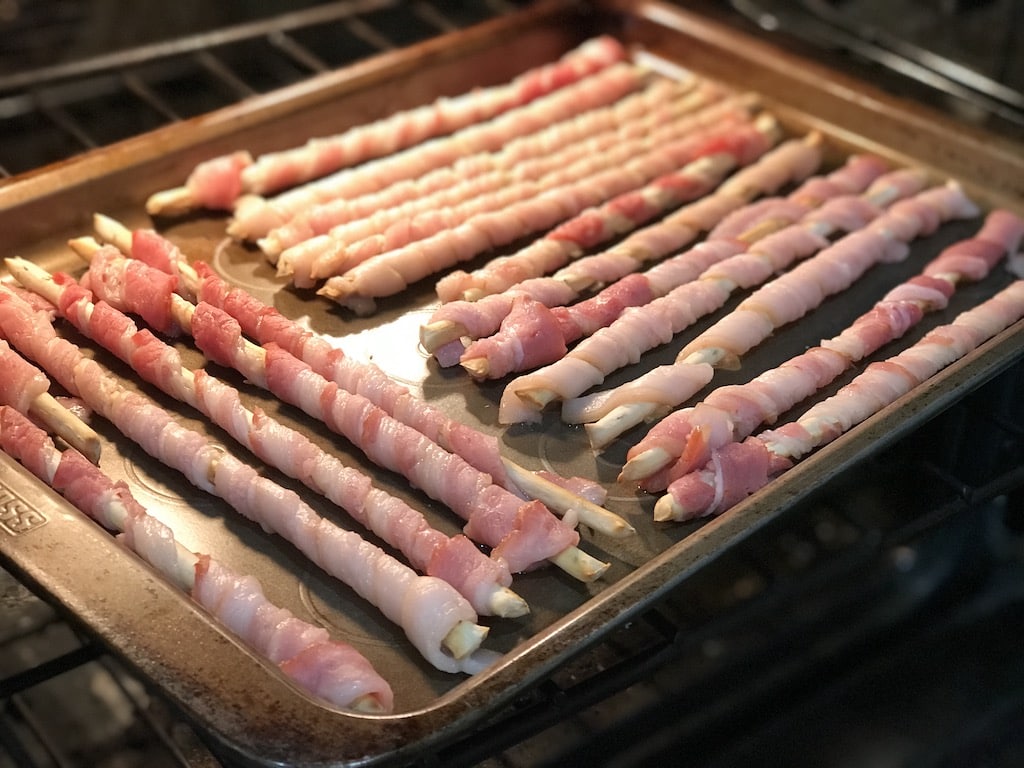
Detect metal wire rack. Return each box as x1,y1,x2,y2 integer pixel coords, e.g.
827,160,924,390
0,0,530,177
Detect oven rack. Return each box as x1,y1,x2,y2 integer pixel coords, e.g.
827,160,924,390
0,0,530,178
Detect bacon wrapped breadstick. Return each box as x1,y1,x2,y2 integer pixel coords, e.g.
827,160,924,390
315,114,770,314
0,405,394,712
420,134,825,363
0,286,492,674
88,215,624,534
656,279,1024,521
286,90,754,288
269,78,724,273
228,61,648,242
0,337,101,463
261,78,712,260
283,108,762,288
572,181,981,447
55,242,621,572
498,165,927,422
623,209,1024,490
146,35,629,216
7,261,527,619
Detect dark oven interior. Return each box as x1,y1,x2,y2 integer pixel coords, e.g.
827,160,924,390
2,1,1024,767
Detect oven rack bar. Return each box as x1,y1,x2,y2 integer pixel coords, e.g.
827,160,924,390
0,0,527,178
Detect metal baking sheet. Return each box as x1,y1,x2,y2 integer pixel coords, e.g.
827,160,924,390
2,1,1023,765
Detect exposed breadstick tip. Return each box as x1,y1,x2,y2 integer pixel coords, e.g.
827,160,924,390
317,283,377,316
500,458,635,539
349,693,390,715
67,236,102,261
92,213,133,252
443,620,489,660
584,403,657,450
510,386,555,411
550,546,610,583
459,288,487,302
145,186,195,217
804,131,825,148
618,447,673,484
29,392,102,465
419,320,464,354
652,494,683,522
489,586,530,619
459,357,489,379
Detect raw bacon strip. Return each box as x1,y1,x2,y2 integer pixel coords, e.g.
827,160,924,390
657,279,1024,521
285,106,760,287
511,165,924,421
432,95,761,302
268,78,722,266
316,115,787,314
145,36,629,215
575,181,980,447
0,286,490,675
61,242,610,572
256,335,602,576
623,209,1024,490
482,157,899,396
0,406,393,712
0,336,100,463
83,220,620,532
16,262,525,619
228,61,647,241
421,134,825,360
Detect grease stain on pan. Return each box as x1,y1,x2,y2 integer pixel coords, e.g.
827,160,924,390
297,578,400,649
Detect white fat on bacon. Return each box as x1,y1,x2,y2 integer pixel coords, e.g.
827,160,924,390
17,261,525,619
229,61,647,242
272,79,719,281
81,228,617,529
573,181,981,447
657,279,1024,522
0,405,394,712
146,36,629,216
500,159,905,424
423,135,826,363
0,285,490,674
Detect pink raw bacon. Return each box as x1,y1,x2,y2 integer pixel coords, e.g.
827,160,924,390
623,209,1024,491
146,36,629,216
36,267,523,618
0,405,394,712
434,103,772,302
76,230,615,524
228,61,647,241
0,285,490,675
499,159,906,425
657,279,1024,522
422,135,827,363
271,78,720,276
567,181,981,449
315,118,768,313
